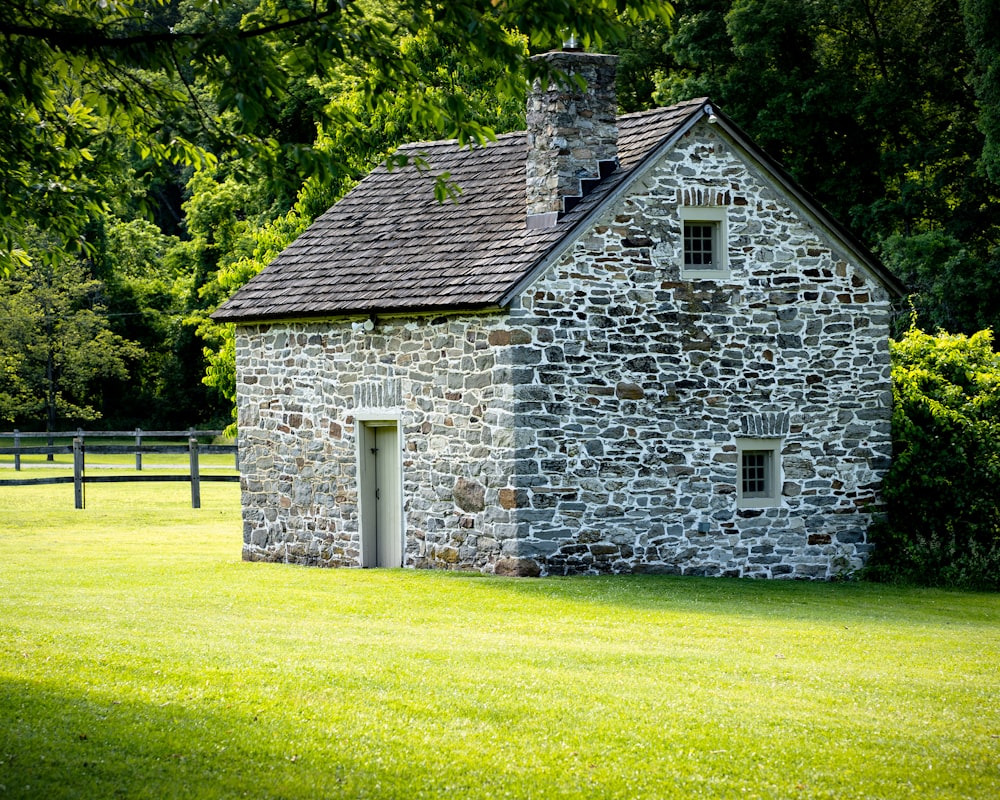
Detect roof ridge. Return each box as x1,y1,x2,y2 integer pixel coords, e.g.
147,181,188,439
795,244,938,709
395,99,709,152
397,130,526,152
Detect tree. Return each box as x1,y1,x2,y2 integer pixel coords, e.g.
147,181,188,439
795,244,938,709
0,249,144,431
869,325,1000,590
605,19,675,112
0,0,673,275
83,216,236,428
880,231,1000,336
962,0,1000,184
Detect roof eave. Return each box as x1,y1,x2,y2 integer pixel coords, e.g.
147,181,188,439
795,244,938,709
211,301,505,326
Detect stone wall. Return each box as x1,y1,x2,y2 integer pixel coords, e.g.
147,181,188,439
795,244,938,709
235,316,520,570
504,121,893,578
234,120,893,579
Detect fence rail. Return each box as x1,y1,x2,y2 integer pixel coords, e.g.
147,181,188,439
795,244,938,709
0,430,239,509
0,476,75,487
1,428,236,471
3,429,227,438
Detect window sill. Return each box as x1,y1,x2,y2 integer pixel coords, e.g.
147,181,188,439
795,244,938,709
683,269,732,281
736,496,781,510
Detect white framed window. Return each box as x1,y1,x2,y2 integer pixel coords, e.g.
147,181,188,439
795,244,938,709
736,437,782,509
679,206,729,278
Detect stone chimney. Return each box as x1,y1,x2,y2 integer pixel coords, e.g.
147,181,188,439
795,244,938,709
526,50,619,228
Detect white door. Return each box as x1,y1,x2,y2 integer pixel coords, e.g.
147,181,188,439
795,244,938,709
359,422,402,567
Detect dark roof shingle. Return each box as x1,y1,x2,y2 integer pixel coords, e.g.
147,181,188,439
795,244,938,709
212,99,708,321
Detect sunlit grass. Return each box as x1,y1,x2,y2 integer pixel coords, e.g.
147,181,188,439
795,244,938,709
0,481,998,798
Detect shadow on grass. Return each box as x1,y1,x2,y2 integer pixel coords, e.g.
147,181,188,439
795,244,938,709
0,675,464,800
2,678,277,799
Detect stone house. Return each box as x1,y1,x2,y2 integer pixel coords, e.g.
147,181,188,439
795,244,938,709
213,50,904,578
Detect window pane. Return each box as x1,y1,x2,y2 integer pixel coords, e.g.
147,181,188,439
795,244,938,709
684,222,715,267
742,451,769,496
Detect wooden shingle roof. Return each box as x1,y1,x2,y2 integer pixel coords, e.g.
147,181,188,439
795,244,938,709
212,99,710,322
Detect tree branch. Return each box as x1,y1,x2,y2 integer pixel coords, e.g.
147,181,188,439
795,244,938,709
0,7,347,54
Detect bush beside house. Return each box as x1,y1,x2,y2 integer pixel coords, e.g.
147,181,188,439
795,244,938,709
870,326,1000,590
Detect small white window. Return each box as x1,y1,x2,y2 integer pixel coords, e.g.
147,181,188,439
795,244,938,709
684,223,716,267
679,206,729,278
736,437,782,508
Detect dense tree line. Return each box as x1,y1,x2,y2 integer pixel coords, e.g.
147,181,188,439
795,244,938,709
0,1,990,426
5,0,996,432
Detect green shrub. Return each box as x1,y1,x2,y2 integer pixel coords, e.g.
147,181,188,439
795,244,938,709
869,325,1000,589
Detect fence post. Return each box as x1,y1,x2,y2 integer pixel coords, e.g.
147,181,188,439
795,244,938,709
189,437,201,509
13,429,20,471
73,437,84,510
135,427,142,471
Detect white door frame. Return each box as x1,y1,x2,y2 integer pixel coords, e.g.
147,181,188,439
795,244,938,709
356,413,404,567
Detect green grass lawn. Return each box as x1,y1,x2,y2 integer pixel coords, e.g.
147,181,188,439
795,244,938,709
1,482,998,799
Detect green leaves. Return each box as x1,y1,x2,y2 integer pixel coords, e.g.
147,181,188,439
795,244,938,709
0,252,145,427
0,0,674,277
962,0,1000,185
869,325,1000,589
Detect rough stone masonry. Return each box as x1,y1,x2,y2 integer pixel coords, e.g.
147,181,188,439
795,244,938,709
234,118,893,579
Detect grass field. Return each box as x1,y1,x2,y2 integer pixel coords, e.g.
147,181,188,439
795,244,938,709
1,481,998,799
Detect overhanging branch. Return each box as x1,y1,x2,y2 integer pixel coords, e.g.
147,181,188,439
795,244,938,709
0,7,346,54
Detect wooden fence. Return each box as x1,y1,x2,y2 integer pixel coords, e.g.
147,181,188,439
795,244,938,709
0,429,239,509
